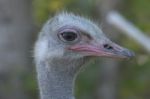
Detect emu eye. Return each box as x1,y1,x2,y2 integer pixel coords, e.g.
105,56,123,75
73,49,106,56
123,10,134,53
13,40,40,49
58,29,80,43
61,32,77,41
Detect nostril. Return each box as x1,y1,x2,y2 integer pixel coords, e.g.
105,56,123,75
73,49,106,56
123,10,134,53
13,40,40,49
103,44,113,50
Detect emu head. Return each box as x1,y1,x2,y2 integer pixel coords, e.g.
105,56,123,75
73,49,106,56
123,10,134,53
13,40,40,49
34,12,134,65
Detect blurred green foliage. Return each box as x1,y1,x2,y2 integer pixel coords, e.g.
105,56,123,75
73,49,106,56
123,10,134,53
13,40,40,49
33,0,95,25
123,0,150,33
32,0,150,99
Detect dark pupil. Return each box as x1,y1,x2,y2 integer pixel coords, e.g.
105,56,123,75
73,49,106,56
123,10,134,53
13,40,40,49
61,32,77,41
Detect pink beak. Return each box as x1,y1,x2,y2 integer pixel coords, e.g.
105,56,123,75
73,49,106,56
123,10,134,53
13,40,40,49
69,43,134,59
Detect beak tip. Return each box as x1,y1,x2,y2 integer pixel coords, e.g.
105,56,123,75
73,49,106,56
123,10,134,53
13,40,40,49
124,50,135,59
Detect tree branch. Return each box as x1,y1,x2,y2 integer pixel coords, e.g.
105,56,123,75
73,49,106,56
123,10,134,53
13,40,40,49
106,11,150,53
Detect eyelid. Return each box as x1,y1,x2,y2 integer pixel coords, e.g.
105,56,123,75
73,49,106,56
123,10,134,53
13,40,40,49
57,25,92,40
59,28,78,34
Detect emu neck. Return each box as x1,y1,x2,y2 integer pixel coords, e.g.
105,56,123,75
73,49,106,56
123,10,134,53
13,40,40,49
36,58,86,99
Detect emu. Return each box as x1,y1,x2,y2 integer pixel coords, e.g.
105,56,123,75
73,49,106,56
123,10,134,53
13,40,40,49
34,12,134,99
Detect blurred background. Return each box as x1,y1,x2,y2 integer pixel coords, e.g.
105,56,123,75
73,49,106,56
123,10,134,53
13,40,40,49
0,0,150,99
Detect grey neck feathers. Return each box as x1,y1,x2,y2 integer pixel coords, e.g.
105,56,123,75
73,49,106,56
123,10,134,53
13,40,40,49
36,58,88,99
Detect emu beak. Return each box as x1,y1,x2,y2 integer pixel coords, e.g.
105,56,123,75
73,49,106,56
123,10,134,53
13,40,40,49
69,42,134,59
